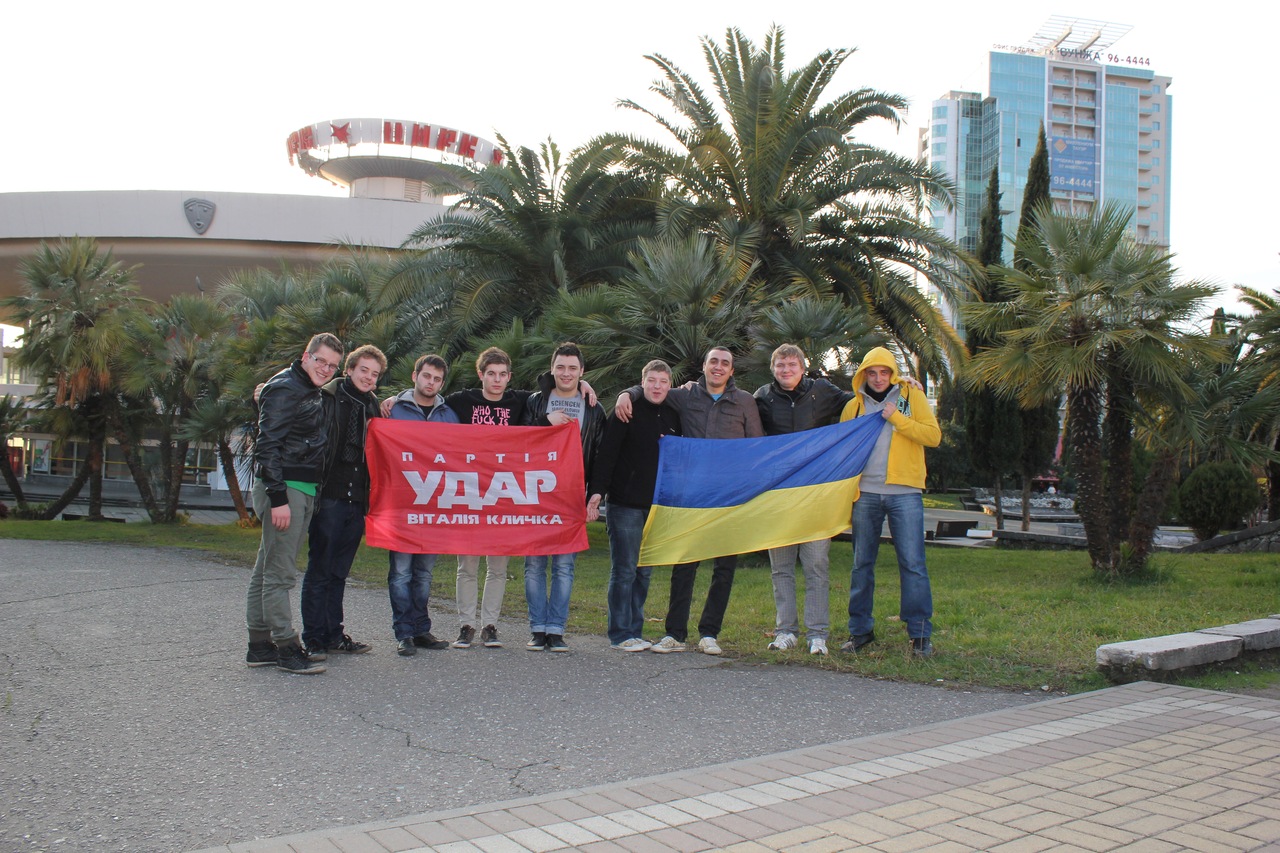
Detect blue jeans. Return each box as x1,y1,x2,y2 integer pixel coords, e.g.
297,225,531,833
606,505,652,644
849,492,932,639
524,552,576,635
300,497,364,649
388,551,437,640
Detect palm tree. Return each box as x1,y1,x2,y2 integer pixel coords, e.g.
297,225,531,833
966,202,1218,575
2,238,148,519
1237,286,1280,520
116,295,243,522
0,395,29,507
589,27,975,378
537,233,767,390
392,136,656,360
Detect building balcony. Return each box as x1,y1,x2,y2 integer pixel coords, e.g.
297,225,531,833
1138,160,1153,171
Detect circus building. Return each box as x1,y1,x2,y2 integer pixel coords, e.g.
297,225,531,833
0,117,496,493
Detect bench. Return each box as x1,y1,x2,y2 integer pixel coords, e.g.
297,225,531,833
934,520,978,539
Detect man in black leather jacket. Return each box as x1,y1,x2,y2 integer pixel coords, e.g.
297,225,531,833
300,344,386,661
245,332,342,675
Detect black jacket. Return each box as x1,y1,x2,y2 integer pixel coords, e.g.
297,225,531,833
318,376,381,509
753,377,854,436
255,360,327,507
588,397,682,510
523,372,606,490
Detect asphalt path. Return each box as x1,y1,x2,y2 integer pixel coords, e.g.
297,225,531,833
0,540,1041,852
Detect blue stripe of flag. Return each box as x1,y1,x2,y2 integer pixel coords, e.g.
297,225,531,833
651,414,886,510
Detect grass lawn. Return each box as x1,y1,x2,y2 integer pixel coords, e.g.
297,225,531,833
3,518,1277,694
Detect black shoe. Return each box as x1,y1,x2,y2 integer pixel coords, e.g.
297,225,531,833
413,633,449,650
840,632,876,654
453,626,476,648
246,640,278,667
526,631,547,651
911,637,935,658
305,642,328,661
545,634,569,652
481,625,503,648
277,644,325,675
397,638,417,656
330,634,371,654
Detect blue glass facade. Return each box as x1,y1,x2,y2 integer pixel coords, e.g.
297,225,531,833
934,50,1172,249
989,53,1046,240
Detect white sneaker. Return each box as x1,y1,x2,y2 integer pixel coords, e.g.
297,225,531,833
698,636,723,656
612,638,649,652
650,635,686,654
809,637,829,656
767,631,798,651
630,638,653,651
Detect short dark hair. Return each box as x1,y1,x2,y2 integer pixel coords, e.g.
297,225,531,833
551,342,584,371
306,333,343,356
345,344,387,374
704,345,734,364
476,347,511,373
414,353,448,376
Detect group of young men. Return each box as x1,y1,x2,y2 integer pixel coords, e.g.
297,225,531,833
243,334,940,676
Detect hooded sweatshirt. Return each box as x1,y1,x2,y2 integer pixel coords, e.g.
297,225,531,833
839,347,941,500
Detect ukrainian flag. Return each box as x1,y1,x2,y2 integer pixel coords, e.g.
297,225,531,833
639,414,887,566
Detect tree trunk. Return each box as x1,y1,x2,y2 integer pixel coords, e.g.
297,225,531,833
217,438,250,522
1067,383,1112,573
993,474,1005,530
1270,432,1280,522
163,438,189,523
1104,376,1134,559
112,425,162,522
1126,447,1179,571
1021,476,1032,532
0,451,26,506
86,427,105,521
39,462,92,520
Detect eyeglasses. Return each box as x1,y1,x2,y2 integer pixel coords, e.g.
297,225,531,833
308,353,339,373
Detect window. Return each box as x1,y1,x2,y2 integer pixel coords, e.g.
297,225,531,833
932,141,947,156
1153,175,1160,184
933,124,947,137
1153,103,1160,112
933,105,948,119
1152,84,1160,93
1153,121,1160,131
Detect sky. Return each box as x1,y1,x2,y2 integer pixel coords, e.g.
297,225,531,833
3,0,1274,311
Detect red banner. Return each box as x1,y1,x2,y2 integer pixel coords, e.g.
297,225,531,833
364,419,588,556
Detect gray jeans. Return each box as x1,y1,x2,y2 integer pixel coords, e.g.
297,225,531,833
246,481,315,645
457,555,510,628
768,538,831,640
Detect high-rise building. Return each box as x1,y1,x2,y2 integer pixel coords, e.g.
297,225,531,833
923,17,1171,259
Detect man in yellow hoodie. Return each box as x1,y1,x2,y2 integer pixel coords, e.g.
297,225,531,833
838,347,941,657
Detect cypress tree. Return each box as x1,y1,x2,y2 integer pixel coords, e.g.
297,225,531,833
1012,124,1061,528
964,163,1020,527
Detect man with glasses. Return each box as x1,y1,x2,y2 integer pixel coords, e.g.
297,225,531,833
245,333,343,675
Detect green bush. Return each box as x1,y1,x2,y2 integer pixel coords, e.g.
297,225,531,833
1179,462,1261,541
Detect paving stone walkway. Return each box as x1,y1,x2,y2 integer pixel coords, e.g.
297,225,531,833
194,682,1280,853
